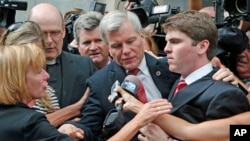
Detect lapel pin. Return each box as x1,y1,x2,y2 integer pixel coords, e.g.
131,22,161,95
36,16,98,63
156,71,161,76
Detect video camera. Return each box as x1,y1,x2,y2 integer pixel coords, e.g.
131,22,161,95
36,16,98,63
0,0,27,28
214,0,250,27
213,0,250,76
127,0,180,28
126,0,180,56
224,0,250,20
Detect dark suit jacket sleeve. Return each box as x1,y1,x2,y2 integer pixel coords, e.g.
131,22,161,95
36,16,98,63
24,112,72,141
78,77,108,141
206,87,250,120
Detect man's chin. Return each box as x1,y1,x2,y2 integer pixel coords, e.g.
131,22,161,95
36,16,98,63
46,56,57,61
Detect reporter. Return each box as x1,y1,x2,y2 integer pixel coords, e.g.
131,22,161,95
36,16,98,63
0,44,83,141
113,86,250,141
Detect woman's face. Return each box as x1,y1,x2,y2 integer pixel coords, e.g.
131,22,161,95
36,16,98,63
25,66,49,101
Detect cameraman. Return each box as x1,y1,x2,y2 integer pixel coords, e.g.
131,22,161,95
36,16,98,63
63,8,86,55
236,30,250,86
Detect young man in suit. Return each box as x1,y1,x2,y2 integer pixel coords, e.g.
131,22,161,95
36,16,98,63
27,3,97,108
152,10,248,140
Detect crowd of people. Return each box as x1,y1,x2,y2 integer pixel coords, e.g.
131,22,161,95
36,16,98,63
1,0,250,141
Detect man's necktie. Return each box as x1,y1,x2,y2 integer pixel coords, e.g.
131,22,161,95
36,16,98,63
128,68,147,103
128,68,140,76
173,79,187,96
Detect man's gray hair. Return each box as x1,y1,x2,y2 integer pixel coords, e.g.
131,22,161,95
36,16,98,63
99,10,142,45
73,11,103,43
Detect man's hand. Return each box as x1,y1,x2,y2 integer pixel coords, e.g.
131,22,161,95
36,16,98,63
58,124,84,141
212,57,238,85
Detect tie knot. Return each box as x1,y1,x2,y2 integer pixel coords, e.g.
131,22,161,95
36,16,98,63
128,68,140,75
178,79,186,85
174,79,187,96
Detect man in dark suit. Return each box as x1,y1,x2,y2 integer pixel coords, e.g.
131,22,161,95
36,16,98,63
28,3,96,108
70,10,239,141
73,10,178,141
160,10,249,140
135,10,250,141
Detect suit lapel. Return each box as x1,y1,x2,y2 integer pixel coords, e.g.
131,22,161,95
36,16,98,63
145,53,178,99
168,80,179,100
60,52,76,105
108,61,127,85
170,70,216,113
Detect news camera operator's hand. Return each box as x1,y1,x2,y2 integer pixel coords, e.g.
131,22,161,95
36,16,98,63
212,57,238,86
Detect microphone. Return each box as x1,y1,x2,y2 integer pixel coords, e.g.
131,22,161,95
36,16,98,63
121,75,147,103
110,75,147,104
102,75,146,138
121,75,139,95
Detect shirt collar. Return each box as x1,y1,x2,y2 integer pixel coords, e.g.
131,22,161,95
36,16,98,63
183,63,213,85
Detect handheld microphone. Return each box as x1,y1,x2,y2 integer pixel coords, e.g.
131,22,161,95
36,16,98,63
110,74,147,104
121,75,147,103
102,75,146,138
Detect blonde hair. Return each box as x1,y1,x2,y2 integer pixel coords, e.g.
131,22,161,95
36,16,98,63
0,22,58,112
0,44,46,105
0,21,46,49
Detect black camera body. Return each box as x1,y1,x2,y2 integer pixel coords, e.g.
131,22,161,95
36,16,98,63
223,0,250,21
0,0,27,28
102,79,138,139
128,0,180,27
224,0,250,17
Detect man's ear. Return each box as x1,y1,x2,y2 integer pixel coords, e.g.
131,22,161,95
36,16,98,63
198,39,209,54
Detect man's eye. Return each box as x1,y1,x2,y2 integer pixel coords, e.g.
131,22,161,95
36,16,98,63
111,44,121,49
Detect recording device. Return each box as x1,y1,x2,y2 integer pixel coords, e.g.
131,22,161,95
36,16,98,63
213,0,250,77
128,0,180,27
62,13,81,55
89,0,106,15
102,75,141,139
109,80,121,104
223,0,250,18
216,26,249,78
64,14,80,44
215,0,250,27
0,0,27,28
127,0,180,57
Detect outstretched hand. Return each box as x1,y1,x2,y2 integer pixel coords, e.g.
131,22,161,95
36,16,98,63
109,86,172,116
212,57,238,85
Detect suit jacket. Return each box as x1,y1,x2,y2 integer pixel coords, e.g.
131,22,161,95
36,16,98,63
0,103,71,141
48,51,96,108
78,53,179,141
168,68,250,123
